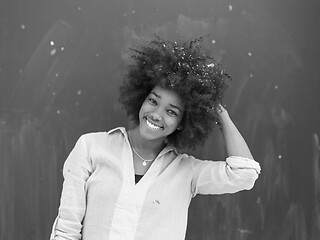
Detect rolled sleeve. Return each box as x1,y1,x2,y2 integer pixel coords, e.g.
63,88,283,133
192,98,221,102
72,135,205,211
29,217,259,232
50,135,92,240
191,156,261,197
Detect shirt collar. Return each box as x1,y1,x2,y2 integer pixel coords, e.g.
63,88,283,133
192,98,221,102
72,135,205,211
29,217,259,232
106,127,179,156
107,126,127,135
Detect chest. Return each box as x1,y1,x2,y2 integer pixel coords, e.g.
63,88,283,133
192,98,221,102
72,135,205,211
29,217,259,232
85,155,193,204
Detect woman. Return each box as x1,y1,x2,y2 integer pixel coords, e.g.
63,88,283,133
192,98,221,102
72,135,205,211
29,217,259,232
50,36,261,240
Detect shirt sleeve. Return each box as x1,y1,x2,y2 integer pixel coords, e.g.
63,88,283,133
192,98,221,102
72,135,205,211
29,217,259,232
50,135,92,240
191,156,261,197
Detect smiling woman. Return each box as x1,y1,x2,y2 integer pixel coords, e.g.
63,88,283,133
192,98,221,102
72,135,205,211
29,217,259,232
50,36,261,240
138,86,184,142
119,36,232,150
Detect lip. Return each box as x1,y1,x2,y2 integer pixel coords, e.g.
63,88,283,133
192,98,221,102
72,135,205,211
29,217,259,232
144,117,163,129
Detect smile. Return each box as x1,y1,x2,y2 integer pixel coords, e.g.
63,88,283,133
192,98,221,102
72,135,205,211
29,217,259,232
145,118,163,130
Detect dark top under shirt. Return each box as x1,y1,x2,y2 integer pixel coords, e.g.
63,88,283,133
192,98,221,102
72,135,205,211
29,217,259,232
135,174,144,184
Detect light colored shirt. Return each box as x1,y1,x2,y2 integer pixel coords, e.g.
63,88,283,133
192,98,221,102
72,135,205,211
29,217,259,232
50,127,261,240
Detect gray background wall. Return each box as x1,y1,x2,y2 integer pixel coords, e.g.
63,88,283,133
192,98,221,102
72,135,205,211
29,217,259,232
0,0,319,239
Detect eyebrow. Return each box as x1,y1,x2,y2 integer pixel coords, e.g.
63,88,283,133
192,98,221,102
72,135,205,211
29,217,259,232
150,91,182,112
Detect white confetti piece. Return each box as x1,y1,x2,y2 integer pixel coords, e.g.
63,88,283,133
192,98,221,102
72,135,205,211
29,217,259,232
50,49,57,56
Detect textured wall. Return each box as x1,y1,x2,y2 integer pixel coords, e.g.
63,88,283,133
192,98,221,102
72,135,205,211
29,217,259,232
0,0,319,239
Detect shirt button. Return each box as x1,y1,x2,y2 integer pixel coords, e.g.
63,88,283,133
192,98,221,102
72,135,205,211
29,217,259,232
153,200,160,204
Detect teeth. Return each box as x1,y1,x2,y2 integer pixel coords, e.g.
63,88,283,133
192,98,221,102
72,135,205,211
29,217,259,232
146,119,161,129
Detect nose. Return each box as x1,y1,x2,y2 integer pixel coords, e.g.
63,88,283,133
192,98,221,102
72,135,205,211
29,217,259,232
150,111,162,121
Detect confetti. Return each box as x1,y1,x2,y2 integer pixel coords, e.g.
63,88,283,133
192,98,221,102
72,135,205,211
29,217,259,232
55,73,59,77
274,85,278,89
50,41,55,46
77,90,82,95
278,155,282,159
50,49,57,56
21,24,26,30
61,47,65,51
127,35,232,123
248,52,252,56
249,73,253,78
228,5,233,11
132,10,136,14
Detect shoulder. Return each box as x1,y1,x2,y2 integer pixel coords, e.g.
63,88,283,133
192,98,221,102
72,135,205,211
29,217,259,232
175,151,196,160
174,152,198,166
79,127,126,145
79,131,107,142
175,152,219,171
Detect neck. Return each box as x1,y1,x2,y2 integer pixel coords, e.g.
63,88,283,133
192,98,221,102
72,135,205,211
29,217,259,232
129,127,165,157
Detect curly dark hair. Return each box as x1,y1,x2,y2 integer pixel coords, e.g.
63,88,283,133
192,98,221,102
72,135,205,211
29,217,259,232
119,35,231,149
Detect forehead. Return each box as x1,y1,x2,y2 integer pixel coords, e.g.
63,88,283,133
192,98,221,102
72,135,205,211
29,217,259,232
150,86,184,107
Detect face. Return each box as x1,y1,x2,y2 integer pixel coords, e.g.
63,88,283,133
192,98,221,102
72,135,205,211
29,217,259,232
138,86,184,142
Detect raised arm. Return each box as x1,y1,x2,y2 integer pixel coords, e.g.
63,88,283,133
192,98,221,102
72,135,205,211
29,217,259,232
218,105,253,159
190,105,261,196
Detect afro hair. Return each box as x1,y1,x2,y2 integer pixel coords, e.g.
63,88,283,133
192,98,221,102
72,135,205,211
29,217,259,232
119,35,231,149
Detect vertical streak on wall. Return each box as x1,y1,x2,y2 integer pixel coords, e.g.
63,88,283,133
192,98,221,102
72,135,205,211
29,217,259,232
312,134,320,239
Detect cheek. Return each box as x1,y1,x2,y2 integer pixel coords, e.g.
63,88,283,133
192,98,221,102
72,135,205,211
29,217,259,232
166,117,181,129
139,101,148,115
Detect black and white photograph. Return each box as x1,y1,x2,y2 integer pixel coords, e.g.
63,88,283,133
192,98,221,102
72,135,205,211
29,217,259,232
0,0,319,239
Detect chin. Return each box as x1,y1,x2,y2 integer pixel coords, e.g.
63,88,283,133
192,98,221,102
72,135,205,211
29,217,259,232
138,125,168,142
139,126,162,140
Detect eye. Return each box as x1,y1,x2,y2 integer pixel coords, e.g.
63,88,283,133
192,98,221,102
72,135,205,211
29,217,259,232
167,109,178,116
148,98,157,105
